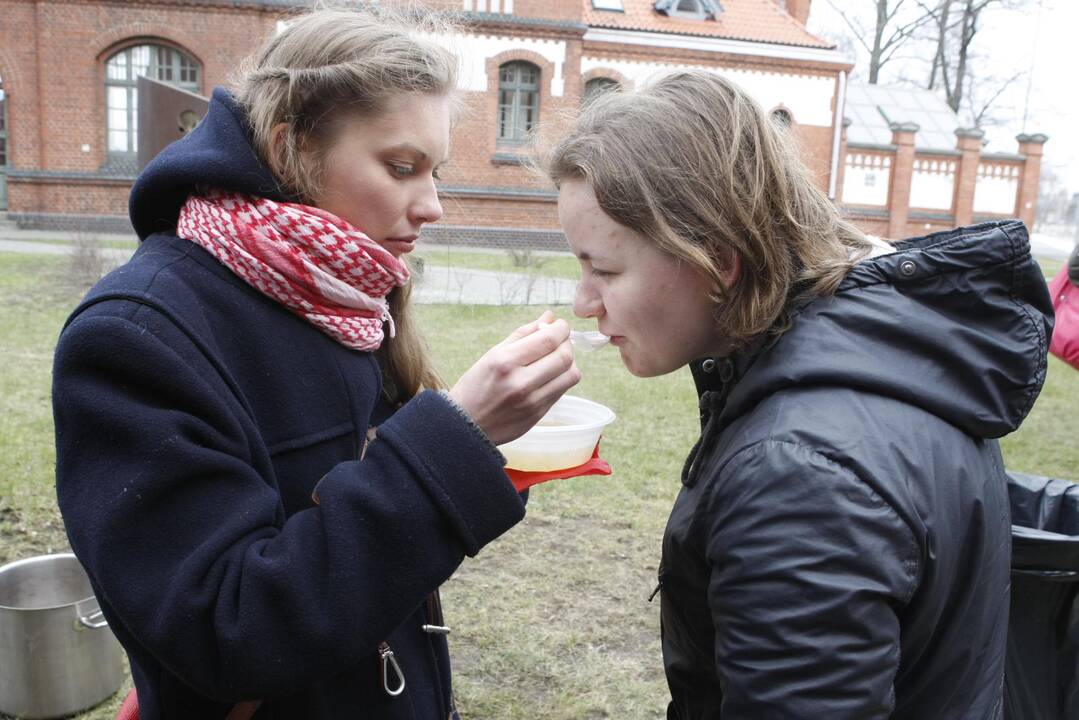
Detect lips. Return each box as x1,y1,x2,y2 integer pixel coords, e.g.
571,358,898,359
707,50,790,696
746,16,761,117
383,236,418,255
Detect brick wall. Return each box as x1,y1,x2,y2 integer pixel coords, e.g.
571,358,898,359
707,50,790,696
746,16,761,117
1,0,279,215
3,0,854,242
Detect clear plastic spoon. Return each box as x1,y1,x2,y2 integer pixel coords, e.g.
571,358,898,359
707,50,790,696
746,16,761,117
569,330,611,352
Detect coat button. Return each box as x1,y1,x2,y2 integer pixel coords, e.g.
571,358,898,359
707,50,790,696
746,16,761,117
701,358,716,373
900,260,917,276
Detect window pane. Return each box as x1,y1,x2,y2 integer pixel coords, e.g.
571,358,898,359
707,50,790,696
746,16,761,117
108,130,129,152
106,52,128,81
500,66,514,84
130,46,150,78
522,96,536,130
676,0,700,10
109,108,128,131
0,139,6,166
180,55,198,85
498,99,513,139
107,86,128,110
155,47,172,81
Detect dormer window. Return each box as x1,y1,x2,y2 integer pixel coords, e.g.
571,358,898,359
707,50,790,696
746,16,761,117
654,0,722,20
592,0,625,10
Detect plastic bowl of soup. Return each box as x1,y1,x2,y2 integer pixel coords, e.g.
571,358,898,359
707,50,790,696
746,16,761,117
497,395,616,472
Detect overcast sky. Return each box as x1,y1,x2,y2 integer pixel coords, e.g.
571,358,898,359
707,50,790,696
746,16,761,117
808,0,1079,195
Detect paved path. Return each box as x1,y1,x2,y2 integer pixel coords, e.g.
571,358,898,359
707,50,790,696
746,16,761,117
0,238,578,306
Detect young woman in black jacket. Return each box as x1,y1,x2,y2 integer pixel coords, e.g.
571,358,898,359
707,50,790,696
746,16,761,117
547,71,1052,719
53,7,579,718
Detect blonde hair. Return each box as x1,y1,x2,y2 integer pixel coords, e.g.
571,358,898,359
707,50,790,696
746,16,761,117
234,5,457,397
544,70,870,350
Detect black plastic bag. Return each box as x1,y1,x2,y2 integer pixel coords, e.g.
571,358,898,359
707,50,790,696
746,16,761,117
1004,472,1079,720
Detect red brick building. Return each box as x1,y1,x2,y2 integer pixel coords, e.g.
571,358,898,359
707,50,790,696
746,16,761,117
0,0,1043,242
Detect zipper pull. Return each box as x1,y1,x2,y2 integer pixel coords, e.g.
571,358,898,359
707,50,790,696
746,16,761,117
379,641,406,697
648,583,661,602
423,591,450,634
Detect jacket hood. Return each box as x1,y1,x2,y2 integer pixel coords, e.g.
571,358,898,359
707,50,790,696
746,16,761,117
708,220,1053,439
129,87,293,240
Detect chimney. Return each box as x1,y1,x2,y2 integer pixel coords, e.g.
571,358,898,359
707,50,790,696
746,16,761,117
785,0,812,26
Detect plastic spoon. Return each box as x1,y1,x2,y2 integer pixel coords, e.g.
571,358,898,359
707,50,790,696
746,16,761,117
569,330,611,352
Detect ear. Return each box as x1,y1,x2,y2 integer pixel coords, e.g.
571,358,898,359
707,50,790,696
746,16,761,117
266,122,291,177
719,251,742,289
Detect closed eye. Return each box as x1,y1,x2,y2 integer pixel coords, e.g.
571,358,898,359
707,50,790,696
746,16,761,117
389,163,415,178
591,268,614,277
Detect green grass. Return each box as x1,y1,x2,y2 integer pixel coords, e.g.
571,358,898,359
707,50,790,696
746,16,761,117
413,247,581,280
1037,255,1064,279
1,250,1077,719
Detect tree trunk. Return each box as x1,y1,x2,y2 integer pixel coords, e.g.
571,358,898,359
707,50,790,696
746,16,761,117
869,0,889,83
926,0,953,90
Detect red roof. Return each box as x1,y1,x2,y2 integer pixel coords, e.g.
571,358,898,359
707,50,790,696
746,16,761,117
584,0,833,49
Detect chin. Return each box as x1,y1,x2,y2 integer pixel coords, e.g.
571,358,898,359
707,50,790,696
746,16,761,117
619,348,678,378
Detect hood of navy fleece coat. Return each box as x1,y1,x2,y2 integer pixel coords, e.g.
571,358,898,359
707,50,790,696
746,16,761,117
130,87,294,240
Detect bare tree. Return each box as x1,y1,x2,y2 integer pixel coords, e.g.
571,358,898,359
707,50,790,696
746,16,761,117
1035,164,1072,228
920,0,1028,114
966,68,1025,128
826,0,937,83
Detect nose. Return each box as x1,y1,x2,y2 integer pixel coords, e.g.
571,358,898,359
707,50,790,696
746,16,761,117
573,277,603,319
410,177,443,226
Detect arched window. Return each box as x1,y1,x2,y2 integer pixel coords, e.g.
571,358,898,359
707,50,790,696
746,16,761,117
583,77,620,106
0,73,8,210
105,44,200,156
498,61,540,144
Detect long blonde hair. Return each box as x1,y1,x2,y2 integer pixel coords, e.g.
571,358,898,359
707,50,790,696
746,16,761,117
545,70,870,349
233,5,456,396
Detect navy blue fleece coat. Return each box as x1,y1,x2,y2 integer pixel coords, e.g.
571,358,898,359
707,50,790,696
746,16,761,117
53,88,525,718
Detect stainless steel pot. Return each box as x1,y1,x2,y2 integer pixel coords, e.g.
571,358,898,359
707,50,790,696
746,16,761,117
0,553,124,719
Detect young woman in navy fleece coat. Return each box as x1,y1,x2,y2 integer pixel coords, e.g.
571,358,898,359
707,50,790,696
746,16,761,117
52,7,579,718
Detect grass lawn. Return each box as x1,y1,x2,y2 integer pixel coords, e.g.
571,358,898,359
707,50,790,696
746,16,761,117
413,246,581,280
1,250,1077,719
1037,255,1064,280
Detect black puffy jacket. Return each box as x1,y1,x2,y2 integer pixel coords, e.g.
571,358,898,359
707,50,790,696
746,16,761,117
659,221,1052,719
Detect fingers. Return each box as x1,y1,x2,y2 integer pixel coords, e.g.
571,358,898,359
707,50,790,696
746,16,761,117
513,336,578,392
504,310,558,343
503,318,571,367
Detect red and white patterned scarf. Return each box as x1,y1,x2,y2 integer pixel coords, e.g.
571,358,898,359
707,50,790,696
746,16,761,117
176,190,410,351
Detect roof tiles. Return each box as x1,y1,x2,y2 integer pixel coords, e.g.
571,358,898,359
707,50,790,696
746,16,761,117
584,0,833,49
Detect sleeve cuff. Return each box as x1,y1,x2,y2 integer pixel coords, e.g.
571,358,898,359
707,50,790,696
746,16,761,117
374,390,525,555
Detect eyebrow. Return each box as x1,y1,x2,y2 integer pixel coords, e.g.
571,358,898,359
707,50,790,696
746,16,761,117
384,143,450,167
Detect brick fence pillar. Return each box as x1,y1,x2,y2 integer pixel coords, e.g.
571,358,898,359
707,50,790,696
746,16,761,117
887,122,918,239
1015,133,1048,231
953,127,984,227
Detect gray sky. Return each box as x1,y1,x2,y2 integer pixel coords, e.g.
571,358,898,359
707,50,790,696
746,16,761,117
809,0,1079,195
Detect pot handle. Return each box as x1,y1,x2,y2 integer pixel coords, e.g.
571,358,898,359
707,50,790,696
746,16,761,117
75,598,109,629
